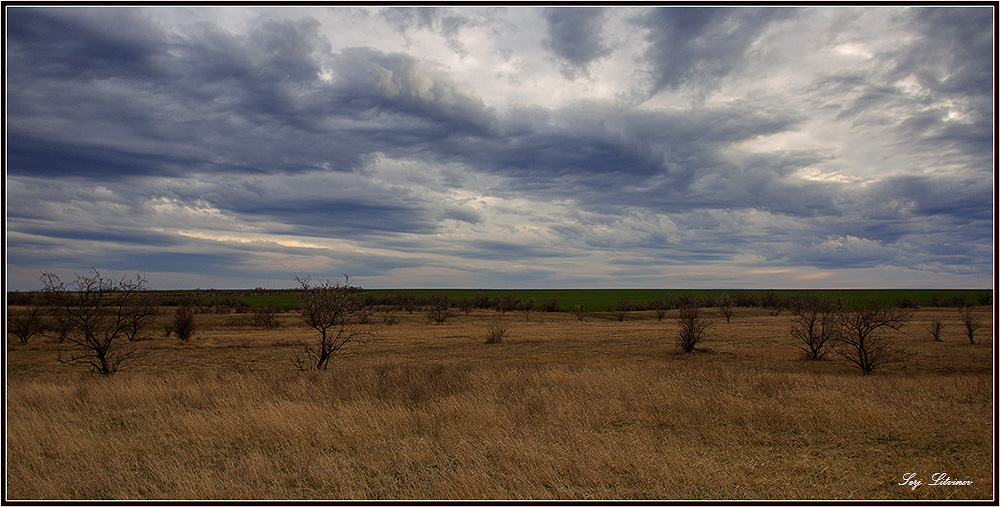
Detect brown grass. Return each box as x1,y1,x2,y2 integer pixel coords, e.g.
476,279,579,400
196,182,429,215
6,306,994,500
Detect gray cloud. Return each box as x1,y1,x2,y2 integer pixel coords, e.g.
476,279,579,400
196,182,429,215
635,7,799,95
4,6,993,289
543,7,612,77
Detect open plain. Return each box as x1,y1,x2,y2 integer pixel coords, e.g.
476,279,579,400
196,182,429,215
5,304,994,500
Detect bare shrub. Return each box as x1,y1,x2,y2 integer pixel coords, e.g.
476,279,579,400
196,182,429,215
958,305,983,344
7,305,46,343
495,294,519,315
762,290,785,317
294,275,368,370
976,291,991,306
574,304,586,321
540,296,564,313
651,298,669,321
40,270,155,375
612,298,630,322
457,298,475,315
173,306,196,341
245,304,282,330
676,306,709,353
833,299,912,375
926,320,945,341
717,294,734,323
380,307,399,325
427,295,454,324
788,295,838,360
522,297,536,322
485,315,510,344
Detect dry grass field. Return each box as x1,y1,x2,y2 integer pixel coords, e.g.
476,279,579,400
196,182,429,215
5,305,994,500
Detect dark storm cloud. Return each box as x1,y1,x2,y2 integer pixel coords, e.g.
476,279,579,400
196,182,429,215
543,7,611,76
636,7,799,94
6,7,166,81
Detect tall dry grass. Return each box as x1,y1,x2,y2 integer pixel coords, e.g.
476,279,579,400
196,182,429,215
6,306,994,500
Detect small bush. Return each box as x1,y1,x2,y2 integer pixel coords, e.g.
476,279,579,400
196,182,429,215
173,306,196,341
540,296,564,313
245,304,282,330
427,298,454,324
612,298,630,322
485,316,510,344
676,306,709,353
958,305,982,344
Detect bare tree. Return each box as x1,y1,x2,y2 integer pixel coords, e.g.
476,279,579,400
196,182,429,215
40,270,155,375
8,304,46,343
651,298,669,321
717,294,734,323
427,295,454,324
574,304,587,321
522,297,536,322
676,306,709,353
494,294,519,315
294,275,368,370
612,298,630,322
926,320,945,341
957,305,983,344
762,290,785,317
244,303,283,330
788,295,838,360
833,299,912,375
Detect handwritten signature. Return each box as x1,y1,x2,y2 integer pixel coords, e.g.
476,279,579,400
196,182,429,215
898,472,973,490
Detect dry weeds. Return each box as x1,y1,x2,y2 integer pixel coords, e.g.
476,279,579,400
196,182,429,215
6,306,994,500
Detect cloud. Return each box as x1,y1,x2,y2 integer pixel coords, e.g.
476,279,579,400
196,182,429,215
4,6,993,290
543,7,612,77
635,7,799,96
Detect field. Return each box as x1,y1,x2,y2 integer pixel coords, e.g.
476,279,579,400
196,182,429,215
5,300,995,500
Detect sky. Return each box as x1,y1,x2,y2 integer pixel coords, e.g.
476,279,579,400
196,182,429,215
4,5,995,290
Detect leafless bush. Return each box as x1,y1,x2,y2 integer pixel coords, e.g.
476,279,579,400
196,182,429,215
676,306,709,353
173,306,196,341
522,297,536,322
762,290,785,317
540,296,564,313
8,305,46,343
380,307,399,325
833,299,912,375
427,295,454,324
958,305,983,344
574,304,586,321
651,298,669,321
717,294,734,323
40,270,154,375
612,298,630,322
494,294,519,314
293,275,368,370
926,320,945,341
457,298,475,315
788,295,838,360
485,315,510,344
976,291,991,306
244,304,283,330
